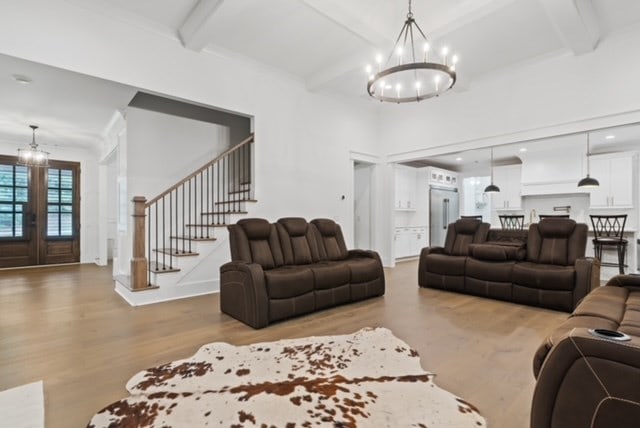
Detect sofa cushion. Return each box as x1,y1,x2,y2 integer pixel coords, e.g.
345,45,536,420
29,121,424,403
229,219,284,269
344,257,380,283
512,262,575,291
571,285,629,323
264,266,314,299
466,257,515,283
469,243,525,262
310,262,351,290
238,218,272,239
526,220,587,266
277,218,322,265
311,219,349,261
423,253,466,276
443,219,489,256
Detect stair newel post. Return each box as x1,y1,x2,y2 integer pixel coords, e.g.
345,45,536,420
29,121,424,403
131,196,149,290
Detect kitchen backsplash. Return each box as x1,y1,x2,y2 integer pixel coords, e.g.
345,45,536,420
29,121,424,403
522,193,590,223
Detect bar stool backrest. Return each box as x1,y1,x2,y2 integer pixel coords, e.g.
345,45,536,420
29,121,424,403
499,215,525,231
590,215,627,241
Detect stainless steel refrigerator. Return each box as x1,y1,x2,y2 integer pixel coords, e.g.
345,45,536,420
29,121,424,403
429,186,460,247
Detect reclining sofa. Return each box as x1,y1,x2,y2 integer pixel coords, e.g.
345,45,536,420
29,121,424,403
532,274,640,427
419,218,600,312
220,217,385,328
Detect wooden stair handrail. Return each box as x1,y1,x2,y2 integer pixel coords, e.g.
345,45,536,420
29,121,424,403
145,133,254,207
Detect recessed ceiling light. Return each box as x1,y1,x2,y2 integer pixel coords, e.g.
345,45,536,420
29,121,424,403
11,74,33,85
455,157,463,161
605,135,615,140
519,148,527,152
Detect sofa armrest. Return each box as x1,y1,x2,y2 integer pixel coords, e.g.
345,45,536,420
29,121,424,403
418,247,445,287
532,328,640,428
219,261,269,329
420,246,444,257
573,257,600,309
606,274,640,290
348,249,379,259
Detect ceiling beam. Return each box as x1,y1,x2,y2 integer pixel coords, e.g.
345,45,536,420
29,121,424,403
537,0,600,55
302,0,392,91
428,0,519,39
179,0,224,52
301,0,390,47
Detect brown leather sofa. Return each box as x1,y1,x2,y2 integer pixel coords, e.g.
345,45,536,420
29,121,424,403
419,218,600,312
220,217,385,328
532,274,640,428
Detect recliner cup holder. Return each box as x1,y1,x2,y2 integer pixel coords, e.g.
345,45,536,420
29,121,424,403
588,328,631,342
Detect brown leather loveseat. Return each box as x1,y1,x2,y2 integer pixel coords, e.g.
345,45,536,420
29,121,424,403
220,217,385,328
531,274,640,427
419,218,600,312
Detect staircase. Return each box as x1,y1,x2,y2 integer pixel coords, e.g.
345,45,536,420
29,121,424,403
117,134,255,305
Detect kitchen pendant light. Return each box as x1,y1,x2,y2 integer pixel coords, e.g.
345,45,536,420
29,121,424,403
577,132,599,188
484,147,500,193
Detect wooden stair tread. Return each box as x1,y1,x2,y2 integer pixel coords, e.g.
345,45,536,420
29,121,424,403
148,263,180,274
228,189,251,195
170,236,217,241
153,248,200,257
215,199,257,205
201,210,248,215
186,224,229,228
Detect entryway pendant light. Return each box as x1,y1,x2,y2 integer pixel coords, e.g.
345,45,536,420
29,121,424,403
577,132,599,188
365,0,457,103
17,125,49,167
484,147,500,193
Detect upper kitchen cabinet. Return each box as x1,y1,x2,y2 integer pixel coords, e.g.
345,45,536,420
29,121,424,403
394,165,417,210
492,164,522,210
426,167,458,188
588,152,635,209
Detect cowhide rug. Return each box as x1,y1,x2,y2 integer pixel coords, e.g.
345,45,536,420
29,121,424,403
88,327,486,427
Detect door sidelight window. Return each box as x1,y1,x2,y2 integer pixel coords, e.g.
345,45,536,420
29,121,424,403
0,164,29,238
47,168,74,237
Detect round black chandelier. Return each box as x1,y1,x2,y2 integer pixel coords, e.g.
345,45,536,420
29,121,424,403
366,0,458,103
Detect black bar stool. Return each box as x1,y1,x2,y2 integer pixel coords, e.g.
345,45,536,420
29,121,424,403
499,215,525,230
590,214,628,274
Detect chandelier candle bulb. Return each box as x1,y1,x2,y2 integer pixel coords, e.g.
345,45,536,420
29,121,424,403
366,0,457,103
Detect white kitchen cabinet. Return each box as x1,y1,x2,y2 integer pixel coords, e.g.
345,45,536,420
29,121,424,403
427,167,458,188
394,166,417,210
394,227,428,259
588,153,634,209
394,229,412,258
491,164,522,209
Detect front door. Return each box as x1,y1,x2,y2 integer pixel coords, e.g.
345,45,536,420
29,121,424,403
0,156,80,267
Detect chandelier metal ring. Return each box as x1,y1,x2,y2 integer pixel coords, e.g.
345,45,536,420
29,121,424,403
367,63,457,103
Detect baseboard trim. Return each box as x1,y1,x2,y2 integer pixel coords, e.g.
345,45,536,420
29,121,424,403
114,279,220,306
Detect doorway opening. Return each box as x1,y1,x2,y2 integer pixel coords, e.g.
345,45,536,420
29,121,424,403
353,161,374,250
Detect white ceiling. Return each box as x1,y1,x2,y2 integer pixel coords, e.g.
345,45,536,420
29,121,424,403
0,54,137,150
2,0,640,152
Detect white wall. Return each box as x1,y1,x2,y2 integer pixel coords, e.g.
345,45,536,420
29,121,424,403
126,108,230,200
380,28,640,161
0,139,100,264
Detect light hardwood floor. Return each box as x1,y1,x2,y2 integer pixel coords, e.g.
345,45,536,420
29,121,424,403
0,260,568,428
